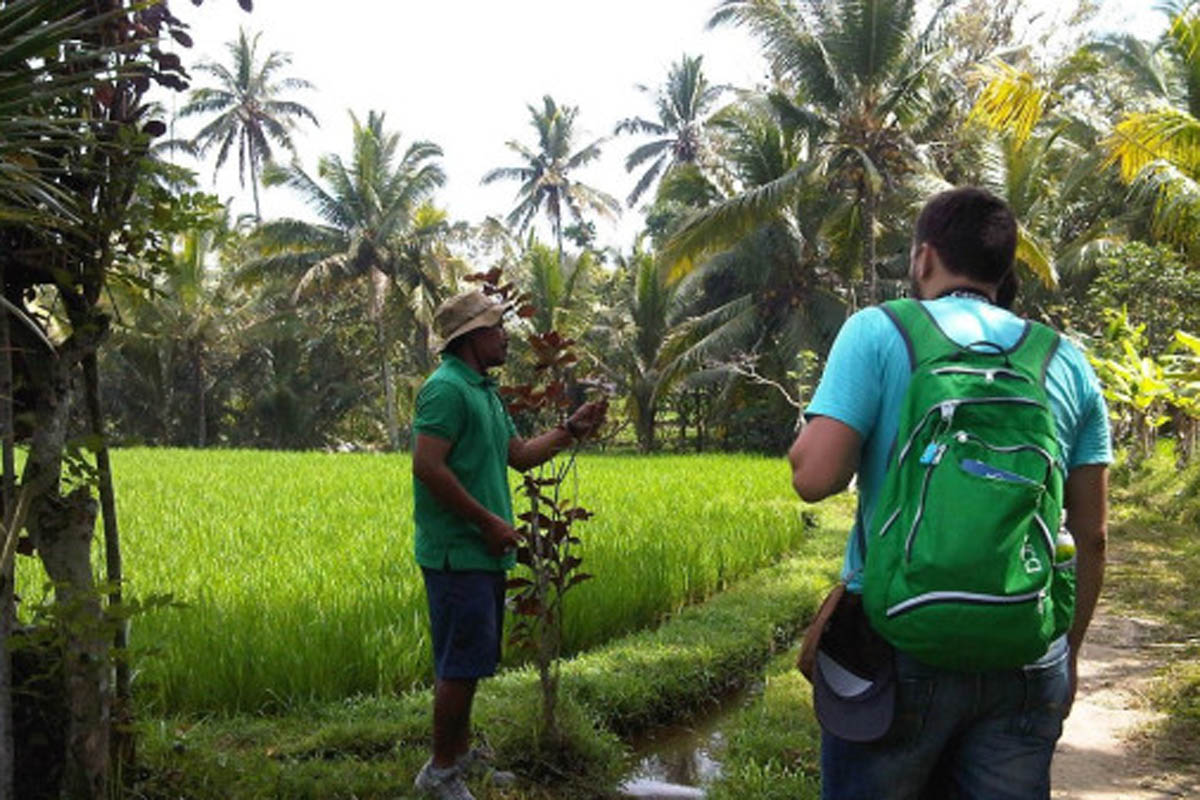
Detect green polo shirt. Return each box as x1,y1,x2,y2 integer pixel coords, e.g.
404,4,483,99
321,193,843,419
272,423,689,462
412,354,517,572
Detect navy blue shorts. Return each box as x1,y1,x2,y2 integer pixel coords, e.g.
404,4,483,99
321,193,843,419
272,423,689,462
421,567,506,680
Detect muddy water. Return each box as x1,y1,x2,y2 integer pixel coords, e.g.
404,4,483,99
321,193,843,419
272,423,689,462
619,683,762,799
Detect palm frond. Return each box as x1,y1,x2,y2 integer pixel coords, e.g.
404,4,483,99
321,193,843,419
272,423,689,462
666,295,761,369
1127,159,1200,254
1086,35,1171,101
827,0,917,91
660,163,817,276
615,116,668,136
262,161,353,229
481,165,533,185
968,60,1050,147
627,154,667,206
1106,108,1200,183
710,1,834,103
1015,222,1058,289
625,139,673,171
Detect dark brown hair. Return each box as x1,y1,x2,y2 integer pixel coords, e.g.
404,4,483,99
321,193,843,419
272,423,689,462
914,187,1017,286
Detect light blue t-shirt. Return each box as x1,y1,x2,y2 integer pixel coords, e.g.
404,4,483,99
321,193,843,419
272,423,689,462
806,296,1112,591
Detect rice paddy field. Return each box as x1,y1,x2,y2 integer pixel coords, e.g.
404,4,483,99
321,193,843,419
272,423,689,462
14,449,822,715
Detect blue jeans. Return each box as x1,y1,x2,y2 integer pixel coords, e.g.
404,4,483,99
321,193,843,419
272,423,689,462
820,638,1069,800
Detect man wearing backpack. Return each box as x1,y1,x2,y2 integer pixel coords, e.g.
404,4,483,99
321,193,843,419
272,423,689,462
789,187,1109,799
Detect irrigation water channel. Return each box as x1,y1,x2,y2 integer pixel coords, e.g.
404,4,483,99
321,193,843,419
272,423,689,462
618,682,761,799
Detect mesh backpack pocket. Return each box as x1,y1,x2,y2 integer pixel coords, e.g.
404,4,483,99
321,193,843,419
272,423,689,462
862,299,1070,670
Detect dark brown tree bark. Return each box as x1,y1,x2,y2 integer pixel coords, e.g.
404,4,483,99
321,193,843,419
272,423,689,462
83,353,130,767
23,327,110,799
0,269,15,800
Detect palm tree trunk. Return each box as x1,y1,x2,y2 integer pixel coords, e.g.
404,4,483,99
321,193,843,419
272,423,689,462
193,345,206,448
634,382,656,453
863,188,879,305
250,151,262,221
554,218,564,272
369,270,399,451
378,319,399,451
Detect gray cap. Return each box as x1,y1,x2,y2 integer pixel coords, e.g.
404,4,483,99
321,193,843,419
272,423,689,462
811,593,896,743
812,644,895,742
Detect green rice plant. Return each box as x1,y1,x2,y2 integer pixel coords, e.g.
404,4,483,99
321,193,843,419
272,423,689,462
16,449,822,714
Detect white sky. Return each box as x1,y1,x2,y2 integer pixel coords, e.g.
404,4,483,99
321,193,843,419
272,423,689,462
159,0,1169,252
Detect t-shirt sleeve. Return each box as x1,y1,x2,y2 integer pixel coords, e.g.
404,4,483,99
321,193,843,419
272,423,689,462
413,379,466,442
1066,349,1112,469
805,308,887,440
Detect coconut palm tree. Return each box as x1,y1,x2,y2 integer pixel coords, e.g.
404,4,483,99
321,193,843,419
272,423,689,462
964,44,1168,286
658,97,850,397
1102,3,1200,257
180,27,318,220
391,203,471,376
585,244,683,451
482,95,620,265
251,110,445,450
706,0,952,304
615,54,726,206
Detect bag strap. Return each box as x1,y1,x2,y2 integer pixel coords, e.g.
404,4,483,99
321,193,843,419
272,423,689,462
880,298,962,369
1008,321,1061,388
881,298,1059,382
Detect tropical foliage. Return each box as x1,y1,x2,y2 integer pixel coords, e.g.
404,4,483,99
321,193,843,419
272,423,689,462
73,2,1200,460
10,0,1200,795
252,111,448,449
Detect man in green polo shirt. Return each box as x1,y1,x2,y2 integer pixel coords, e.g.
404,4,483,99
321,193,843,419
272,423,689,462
411,289,606,800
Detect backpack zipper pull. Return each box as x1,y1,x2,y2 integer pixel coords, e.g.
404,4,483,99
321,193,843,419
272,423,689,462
939,401,958,422
919,442,948,465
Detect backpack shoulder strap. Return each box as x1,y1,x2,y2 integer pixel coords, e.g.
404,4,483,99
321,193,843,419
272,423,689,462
1009,321,1061,387
879,298,960,369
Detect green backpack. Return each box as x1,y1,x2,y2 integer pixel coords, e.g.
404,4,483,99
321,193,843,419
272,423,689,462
862,299,1075,670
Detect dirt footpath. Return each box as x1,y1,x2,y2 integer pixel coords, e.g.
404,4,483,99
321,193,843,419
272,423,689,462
1052,611,1198,800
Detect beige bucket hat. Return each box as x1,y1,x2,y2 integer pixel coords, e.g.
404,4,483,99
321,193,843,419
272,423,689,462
433,290,508,351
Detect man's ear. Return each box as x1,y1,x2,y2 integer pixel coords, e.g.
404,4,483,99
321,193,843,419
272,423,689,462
914,242,941,282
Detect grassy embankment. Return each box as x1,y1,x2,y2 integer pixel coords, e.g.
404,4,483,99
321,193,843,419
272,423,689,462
129,514,848,798
16,449,829,715
1100,443,1200,766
